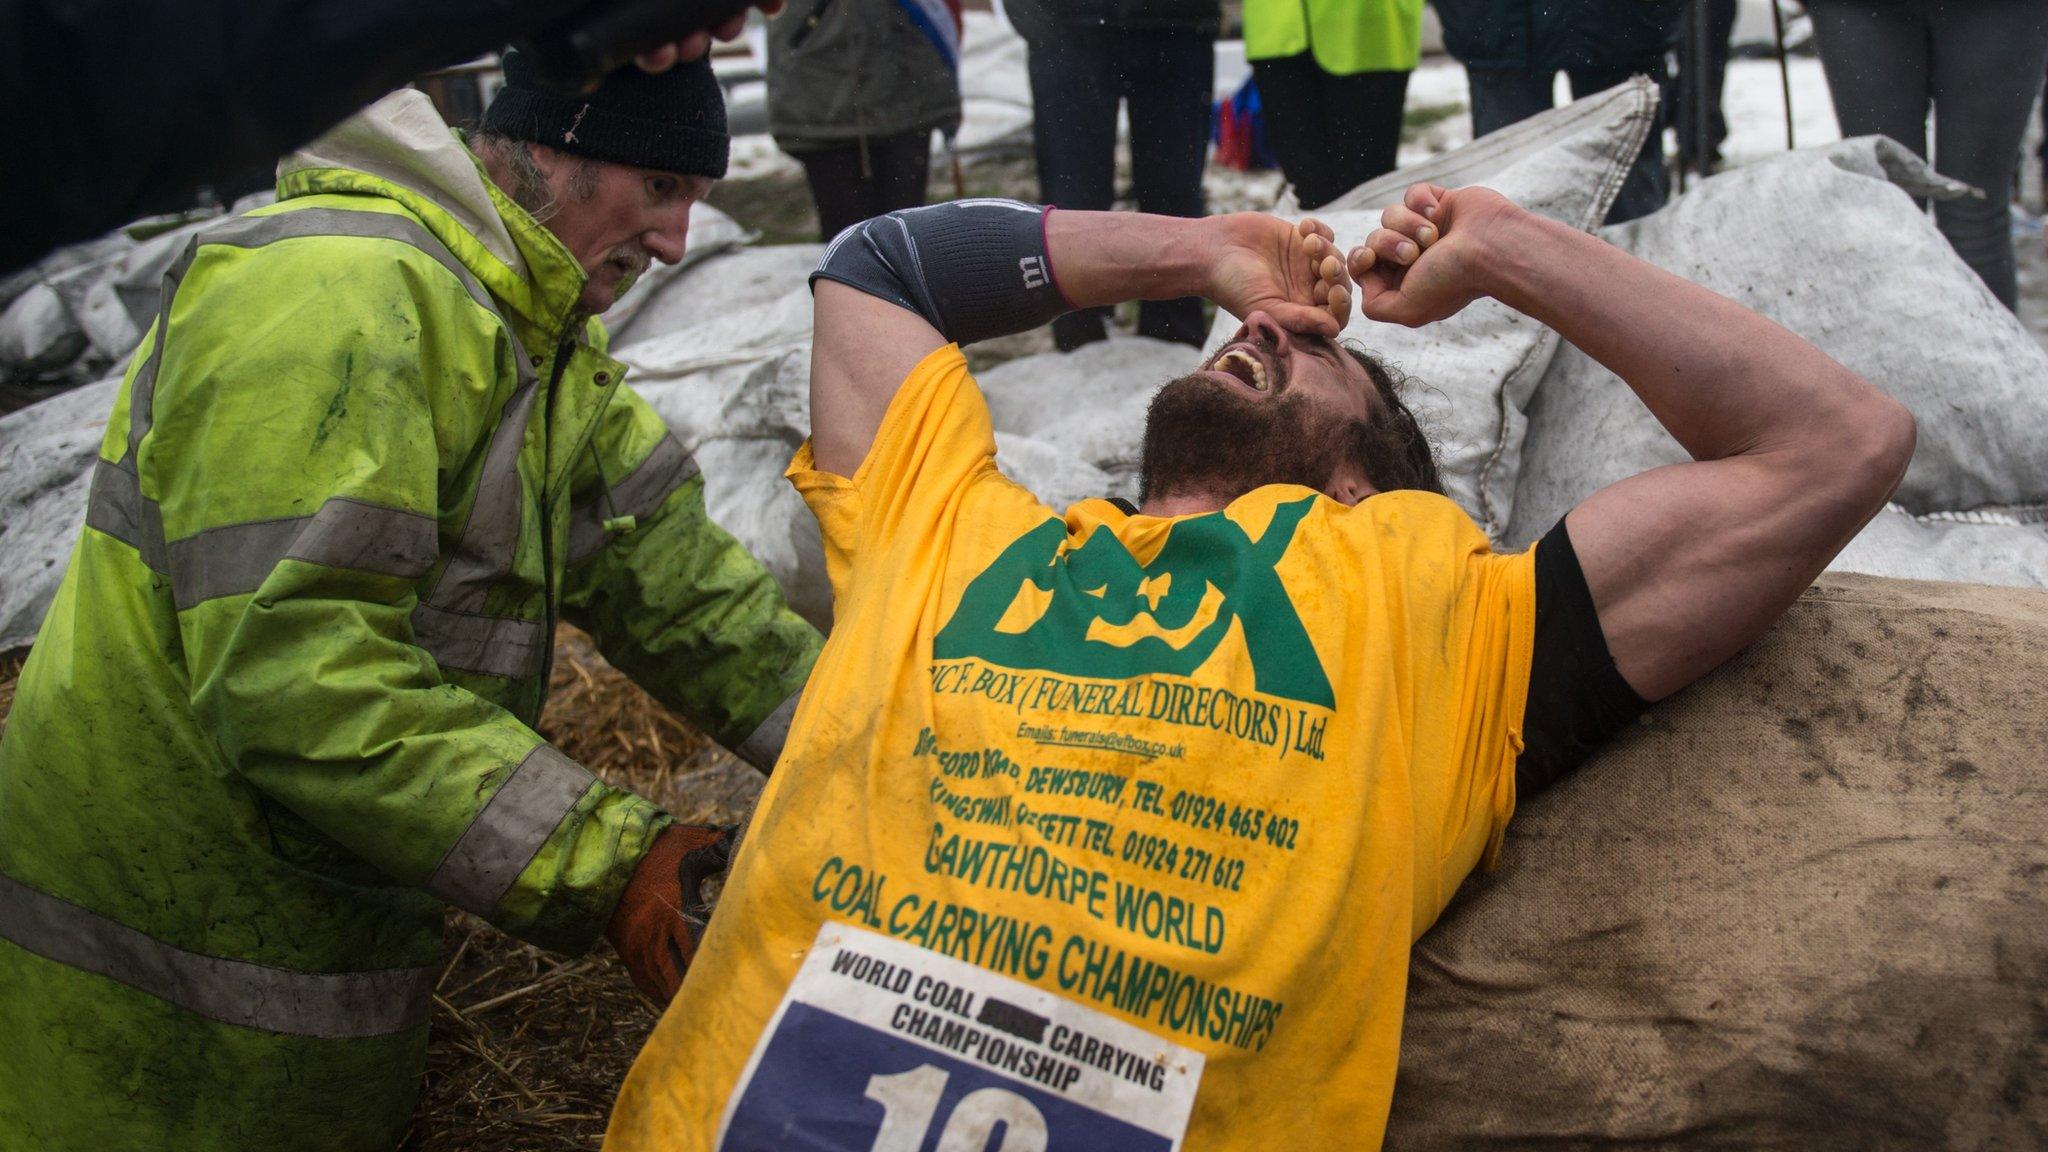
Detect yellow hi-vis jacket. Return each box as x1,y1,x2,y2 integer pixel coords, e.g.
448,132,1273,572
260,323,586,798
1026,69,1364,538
0,90,819,1151
1244,0,1425,72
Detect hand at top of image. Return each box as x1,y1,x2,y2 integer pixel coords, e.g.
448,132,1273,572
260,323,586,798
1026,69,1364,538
634,0,786,71
1348,184,1523,328
1205,214,1354,338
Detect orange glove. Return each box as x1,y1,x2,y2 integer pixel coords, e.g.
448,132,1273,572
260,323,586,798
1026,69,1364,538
606,822,738,1006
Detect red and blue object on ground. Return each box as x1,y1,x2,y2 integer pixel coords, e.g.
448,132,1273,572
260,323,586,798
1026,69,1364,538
1213,76,1279,172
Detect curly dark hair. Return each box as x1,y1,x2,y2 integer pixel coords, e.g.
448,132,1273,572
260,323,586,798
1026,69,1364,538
1342,342,1444,497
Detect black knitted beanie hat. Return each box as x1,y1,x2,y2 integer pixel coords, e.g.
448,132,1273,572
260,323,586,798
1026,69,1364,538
483,49,729,180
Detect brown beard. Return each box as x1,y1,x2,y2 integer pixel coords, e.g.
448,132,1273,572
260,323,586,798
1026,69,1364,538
1136,372,1359,506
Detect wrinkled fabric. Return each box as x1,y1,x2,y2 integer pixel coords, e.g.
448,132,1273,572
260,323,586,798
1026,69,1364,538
0,90,817,1151
0,203,751,653
767,0,962,147
1827,505,2048,589
1390,573,2048,1149
0,193,277,392
0,375,113,647
1508,136,2048,550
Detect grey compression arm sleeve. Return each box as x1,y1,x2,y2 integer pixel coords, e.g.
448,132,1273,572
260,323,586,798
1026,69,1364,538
810,199,1074,346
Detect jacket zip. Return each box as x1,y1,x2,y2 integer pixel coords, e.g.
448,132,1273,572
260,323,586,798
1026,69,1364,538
532,336,576,719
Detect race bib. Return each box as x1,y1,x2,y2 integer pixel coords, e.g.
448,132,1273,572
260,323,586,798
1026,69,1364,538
718,923,1205,1151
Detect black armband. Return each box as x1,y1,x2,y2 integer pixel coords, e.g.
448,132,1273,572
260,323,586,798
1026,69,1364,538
810,199,1073,346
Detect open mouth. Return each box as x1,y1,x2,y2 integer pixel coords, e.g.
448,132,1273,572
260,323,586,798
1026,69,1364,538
1204,343,1276,393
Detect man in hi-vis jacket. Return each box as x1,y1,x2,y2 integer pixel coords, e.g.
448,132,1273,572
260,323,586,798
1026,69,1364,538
0,53,818,1151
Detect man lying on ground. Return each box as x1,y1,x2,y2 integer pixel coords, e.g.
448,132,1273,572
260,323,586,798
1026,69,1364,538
604,185,1915,1150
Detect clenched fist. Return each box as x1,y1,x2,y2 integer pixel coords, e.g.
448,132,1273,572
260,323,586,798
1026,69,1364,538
1346,183,1524,328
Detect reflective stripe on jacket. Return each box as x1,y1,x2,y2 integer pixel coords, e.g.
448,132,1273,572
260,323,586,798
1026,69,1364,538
1243,0,1425,72
0,91,819,1151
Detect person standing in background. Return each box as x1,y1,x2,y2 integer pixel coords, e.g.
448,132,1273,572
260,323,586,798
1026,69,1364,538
767,0,964,241
1007,0,1222,350
1243,0,1423,211
1434,0,1682,223
1805,0,2048,311
1673,0,1738,176
2039,65,2048,202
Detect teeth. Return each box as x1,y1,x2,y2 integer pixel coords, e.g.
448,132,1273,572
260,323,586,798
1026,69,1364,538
1217,349,1269,391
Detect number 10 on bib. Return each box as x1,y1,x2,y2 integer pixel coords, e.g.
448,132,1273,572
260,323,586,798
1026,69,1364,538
716,923,1205,1150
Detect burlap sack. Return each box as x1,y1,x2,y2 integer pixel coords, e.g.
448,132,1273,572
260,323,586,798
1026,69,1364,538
1390,573,2048,1150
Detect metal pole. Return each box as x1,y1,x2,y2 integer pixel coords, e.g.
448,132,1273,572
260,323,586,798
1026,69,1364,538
1772,0,1796,151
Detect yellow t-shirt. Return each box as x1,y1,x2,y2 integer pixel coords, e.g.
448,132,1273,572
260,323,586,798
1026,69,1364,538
607,345,1537,1151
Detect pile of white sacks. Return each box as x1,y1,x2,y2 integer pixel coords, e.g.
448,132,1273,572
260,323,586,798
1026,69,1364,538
2,80,2044,648
0,193,278,395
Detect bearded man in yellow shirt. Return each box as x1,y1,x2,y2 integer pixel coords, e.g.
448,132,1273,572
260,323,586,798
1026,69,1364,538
603,186,1916,1150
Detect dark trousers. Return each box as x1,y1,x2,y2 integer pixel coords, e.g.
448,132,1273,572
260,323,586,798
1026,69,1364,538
1673,0,1738,171
1808,0,2048,310
1250,51,1409,211
792,131,933,242
1467,65,1671,223
1027,27,1214,349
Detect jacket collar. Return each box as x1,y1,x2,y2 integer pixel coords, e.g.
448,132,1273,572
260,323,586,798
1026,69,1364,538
276,90,588,339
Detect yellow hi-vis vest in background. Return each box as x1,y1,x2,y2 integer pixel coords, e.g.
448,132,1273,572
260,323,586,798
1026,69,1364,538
605,345,1535,1150
1244,0,1426,72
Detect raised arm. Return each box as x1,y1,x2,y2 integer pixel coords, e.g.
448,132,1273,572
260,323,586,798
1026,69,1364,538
808,203,1352,476
1349,185,1915,701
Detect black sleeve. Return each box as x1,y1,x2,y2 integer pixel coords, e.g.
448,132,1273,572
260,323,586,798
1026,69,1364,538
1515,517,1649,797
